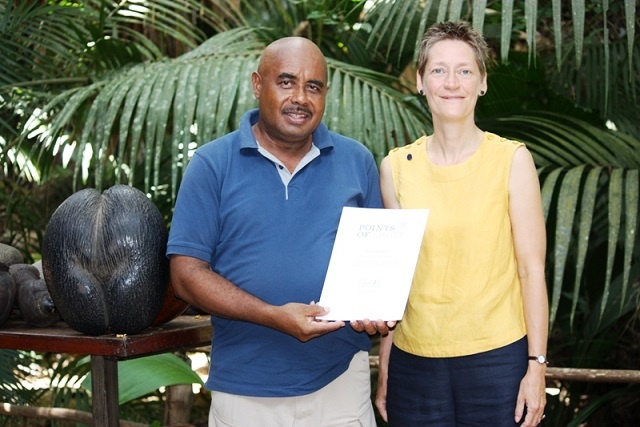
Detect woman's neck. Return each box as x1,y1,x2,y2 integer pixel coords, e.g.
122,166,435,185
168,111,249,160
428,124,484,166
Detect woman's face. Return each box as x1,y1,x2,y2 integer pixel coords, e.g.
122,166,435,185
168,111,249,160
417,39,486,124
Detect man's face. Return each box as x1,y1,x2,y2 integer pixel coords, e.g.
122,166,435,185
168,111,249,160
252,46,328,146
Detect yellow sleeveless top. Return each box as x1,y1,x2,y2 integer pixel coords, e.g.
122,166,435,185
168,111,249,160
389,132,527,357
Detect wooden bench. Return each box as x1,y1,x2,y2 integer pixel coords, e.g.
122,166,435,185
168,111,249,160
0,315,212,426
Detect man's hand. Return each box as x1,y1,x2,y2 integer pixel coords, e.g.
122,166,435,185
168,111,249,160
271,302,345,342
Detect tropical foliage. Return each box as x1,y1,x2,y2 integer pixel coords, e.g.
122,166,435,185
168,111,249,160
0,0,639,425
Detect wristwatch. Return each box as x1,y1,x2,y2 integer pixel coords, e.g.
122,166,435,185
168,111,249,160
528,355,549,365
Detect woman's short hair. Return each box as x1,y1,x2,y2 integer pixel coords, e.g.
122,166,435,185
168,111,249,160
417,21,490,78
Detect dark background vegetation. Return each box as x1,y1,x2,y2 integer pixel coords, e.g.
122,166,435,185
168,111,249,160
1,1,639,425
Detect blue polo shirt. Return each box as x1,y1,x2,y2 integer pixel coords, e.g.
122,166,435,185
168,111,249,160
167,109,383,397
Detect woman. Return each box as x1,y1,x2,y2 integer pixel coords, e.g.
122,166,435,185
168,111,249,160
375,21,549,427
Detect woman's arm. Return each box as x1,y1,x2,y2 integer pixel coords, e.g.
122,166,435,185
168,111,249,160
379,156,401,209
375,155,401,421
375,329,394,422
509,147,549,427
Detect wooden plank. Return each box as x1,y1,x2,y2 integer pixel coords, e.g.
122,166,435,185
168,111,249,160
545,367,640,384
0,402,147,427
0,315,212,359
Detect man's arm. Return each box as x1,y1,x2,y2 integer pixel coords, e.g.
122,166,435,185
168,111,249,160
169,255,344,342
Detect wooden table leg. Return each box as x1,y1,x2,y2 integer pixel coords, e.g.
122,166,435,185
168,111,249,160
91,355,119,426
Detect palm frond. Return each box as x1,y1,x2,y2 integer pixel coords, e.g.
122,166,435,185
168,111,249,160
48,354,91,411
33,27,430,201
325,60,430,161
361,0,639,133
551,40,640,128
479,112,640,328
624,0,637,77
480,111,640,168
0,350,42,405
2,2,639,424
536,164,639,329
0,1,86,87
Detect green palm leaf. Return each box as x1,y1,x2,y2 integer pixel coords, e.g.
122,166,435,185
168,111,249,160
570,167,601,329
551,166,584,327
481,112,640,327
2,1,640,423
0,350,41,405
34,28,429,197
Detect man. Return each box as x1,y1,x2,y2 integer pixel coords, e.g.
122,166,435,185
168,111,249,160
167,37,384,427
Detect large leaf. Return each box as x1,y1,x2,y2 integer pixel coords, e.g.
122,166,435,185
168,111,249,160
81,353,203,405
34,27,429,197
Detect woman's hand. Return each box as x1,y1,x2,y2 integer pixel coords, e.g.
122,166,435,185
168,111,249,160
514,364,547,426
350,319,397,335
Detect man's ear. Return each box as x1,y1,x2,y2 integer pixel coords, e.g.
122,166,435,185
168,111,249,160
251,71,261,99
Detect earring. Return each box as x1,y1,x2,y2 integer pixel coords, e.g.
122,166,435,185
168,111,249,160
419,90,424,96
479,90,486,96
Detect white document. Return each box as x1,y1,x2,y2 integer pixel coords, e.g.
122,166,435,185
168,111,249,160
317,207,429,321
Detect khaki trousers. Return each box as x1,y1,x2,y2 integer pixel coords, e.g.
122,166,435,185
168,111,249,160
208,350,376,427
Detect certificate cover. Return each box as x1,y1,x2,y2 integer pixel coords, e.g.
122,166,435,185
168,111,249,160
317,206,429,321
